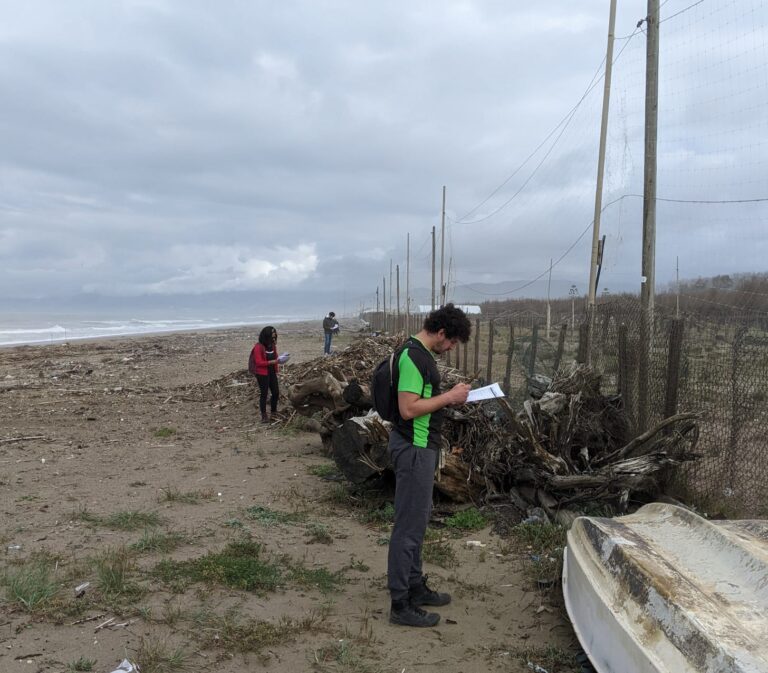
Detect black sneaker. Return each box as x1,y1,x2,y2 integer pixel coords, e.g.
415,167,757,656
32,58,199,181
389,599,440,627
409,575,451,607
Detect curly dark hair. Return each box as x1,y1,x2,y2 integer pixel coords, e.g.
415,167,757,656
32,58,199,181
423,303,472,342
258,325,277,348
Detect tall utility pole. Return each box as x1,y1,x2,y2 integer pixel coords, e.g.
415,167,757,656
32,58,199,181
389,259,393,323
382,276,387,333
396,264,401,331
546,258,553,339
586,0,617,362
639,0,660,432
431,226,436,311
406,233,411,330
440,186,446,306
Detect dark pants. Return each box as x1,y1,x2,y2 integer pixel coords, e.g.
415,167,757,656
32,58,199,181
387,430,437,601
323,332,333,354
255,371,279,414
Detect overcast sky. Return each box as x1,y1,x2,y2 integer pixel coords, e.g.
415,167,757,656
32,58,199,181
1,0,766,312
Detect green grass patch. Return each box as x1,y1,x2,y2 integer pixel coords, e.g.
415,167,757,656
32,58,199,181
308,463,339,478
93,547,144,599
305,523,333,545
153,427,177,439
152,539,282,594
444,508,488,531
76,508,162,531
134,636,192,673
131,529,187,553
422,529,458,569
2,559,59,611
106,510,162,531
66,657,96,672
287,562,345,594
360,502,395,528
193,609,321,657
245,505,306,526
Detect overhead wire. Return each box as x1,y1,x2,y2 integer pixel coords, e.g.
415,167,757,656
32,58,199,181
453,25,642,227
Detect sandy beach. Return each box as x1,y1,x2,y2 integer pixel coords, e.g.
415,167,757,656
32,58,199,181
0,325,577,673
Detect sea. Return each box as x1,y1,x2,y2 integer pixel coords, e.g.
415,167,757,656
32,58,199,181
0,312,314,348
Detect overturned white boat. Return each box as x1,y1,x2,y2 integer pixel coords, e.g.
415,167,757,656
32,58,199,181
563,503,768,673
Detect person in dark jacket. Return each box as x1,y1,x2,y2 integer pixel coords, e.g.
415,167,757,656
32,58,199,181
387,304,471,628
250,326,282,423
322,311,339,355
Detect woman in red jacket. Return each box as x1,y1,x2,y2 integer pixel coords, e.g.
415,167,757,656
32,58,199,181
251,325,281,423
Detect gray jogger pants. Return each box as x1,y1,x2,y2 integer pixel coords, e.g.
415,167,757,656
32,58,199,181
386,430,438,601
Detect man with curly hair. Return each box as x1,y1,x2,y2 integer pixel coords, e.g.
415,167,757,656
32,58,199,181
387,303,472,627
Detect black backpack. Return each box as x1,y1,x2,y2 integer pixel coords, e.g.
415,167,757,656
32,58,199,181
371,346,404,422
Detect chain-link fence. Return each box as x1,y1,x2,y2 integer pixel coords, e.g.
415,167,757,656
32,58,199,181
585,299,768,518
364,302,768,517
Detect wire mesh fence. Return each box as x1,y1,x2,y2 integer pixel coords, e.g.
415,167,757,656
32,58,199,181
365,299,768,517
452,300,768,518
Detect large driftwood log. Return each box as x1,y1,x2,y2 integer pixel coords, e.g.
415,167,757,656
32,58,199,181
435,452,485,503
287,373,349,414
331,415,390,484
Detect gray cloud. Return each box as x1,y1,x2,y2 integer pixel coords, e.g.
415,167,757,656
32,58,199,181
0,1,765,308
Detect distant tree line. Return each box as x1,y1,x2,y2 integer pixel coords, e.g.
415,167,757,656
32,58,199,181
476,272,768,327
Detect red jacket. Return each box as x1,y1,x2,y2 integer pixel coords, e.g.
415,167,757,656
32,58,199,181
250,343,280,376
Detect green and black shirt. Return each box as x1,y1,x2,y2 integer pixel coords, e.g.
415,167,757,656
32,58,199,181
393,336,443,450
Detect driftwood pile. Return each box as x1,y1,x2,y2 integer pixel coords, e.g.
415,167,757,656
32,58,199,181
281,337,701,520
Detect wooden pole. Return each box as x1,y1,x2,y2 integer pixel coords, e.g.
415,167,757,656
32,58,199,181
486,318,495,382
389,259,393,325
546,258,552,339
503,322,514,395
553,323,567,374
396,264,401,333
383,276,387,333
587,0,618,365
462,340,468,377
473,318,481,377
528,323,539,378
431,225,436,311
406,233,411,328
639,0,660,431
440,186,446,306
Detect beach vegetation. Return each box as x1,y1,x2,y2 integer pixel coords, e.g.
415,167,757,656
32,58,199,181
66,657,96,672
444,508,488,531
192,608,323,659
153,427,177,438
2,559,60,611
134,636,192,673
131,529,187,553
152,538,282,594
308,463,339,479
422,528,458,568
93,546,144,600
506,522,567,587
305,522,333,544
245,505,306,526
158,486,213,504
75,508,163,531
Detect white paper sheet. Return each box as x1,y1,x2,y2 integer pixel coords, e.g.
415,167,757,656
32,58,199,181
466,382,505,403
